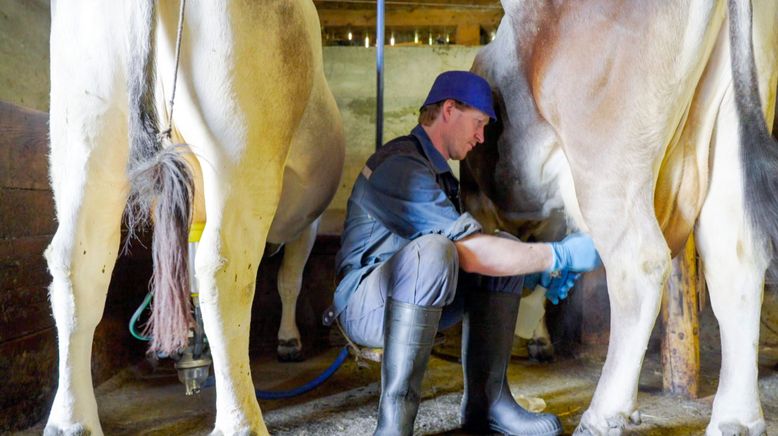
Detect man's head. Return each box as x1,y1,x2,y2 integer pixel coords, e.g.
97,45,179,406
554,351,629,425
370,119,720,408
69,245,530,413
419,71,496,123
419,71,495,160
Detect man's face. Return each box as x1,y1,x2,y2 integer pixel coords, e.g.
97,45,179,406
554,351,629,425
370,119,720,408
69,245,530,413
446,104,489,161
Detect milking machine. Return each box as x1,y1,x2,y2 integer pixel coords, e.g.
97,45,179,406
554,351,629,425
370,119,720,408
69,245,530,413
129,222,212,395
173,222,213,395
129,222,348,399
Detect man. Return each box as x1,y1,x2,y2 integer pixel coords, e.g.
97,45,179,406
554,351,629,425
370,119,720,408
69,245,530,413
323,71,600,436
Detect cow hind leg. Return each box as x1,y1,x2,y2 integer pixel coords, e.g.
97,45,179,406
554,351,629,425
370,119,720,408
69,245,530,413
44,102,129,436
695,93,768,436
277,217,320,362
45,148,128,436
194,164,285,435
45,7,131,433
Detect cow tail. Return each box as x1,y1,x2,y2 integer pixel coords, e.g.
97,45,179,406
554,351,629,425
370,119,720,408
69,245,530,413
125,1,195,355
728,0,778,258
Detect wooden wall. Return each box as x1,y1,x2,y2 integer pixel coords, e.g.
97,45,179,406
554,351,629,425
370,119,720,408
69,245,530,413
0,101,58,431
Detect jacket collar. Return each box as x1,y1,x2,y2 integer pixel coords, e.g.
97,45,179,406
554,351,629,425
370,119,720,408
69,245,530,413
411,124,452,175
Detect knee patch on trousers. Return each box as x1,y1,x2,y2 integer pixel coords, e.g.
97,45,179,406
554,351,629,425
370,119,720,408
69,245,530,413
389,234,459,307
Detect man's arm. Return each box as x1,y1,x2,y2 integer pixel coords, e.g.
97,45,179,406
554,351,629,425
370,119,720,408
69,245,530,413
455,231,602,277
455,233,553,276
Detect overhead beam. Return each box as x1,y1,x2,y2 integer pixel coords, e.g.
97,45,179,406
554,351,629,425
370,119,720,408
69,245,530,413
455,23,480,46
316,7,502,28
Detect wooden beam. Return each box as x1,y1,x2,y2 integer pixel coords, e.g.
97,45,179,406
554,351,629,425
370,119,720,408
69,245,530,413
316,7,502,28
660,235,700,399
455,23,481,46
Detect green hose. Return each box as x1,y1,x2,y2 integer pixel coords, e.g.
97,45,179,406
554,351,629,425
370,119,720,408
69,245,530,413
130,291,153,341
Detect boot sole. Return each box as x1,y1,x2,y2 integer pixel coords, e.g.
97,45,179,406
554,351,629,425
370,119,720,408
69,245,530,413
491,422,562,436
462,421,562,436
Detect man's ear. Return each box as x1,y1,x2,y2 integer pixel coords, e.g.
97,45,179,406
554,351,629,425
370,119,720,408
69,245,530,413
441,99,455,122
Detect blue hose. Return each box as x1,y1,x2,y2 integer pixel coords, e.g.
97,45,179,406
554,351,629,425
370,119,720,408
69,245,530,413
202,346,350,400
129,291,152,341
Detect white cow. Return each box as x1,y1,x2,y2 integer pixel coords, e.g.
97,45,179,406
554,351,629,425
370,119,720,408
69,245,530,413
462,0,778,434
45,1,343,435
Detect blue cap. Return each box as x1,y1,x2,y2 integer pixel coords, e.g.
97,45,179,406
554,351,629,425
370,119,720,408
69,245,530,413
421,71,496,120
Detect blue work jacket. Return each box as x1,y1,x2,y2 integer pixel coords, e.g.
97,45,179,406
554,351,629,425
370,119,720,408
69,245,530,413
323,125,482,326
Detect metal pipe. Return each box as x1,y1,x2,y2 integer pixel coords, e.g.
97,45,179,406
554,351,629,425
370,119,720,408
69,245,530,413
376,0,385,150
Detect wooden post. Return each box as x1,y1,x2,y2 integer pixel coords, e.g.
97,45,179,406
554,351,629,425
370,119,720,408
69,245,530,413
660,234,700,398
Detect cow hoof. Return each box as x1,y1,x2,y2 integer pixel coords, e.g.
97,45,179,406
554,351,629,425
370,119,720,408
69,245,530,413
717,420,766,436
528,338,554,362
43,423,91,436
574,410,634,436
277,338,303,362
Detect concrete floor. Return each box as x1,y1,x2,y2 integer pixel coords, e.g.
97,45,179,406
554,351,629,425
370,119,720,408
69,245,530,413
15,300,778,435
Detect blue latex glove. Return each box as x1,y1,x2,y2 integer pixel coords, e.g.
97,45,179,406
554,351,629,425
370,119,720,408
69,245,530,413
544,270,580,305
523,270,581,304
548,232,602,273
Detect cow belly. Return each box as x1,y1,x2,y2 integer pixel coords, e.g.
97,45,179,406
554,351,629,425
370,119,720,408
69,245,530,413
170,88,344,245
267,73,345,244
655,21,732,256
654,142,705,256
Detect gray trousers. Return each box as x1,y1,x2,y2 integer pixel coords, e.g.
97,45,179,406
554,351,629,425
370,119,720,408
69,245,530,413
340,233,524,348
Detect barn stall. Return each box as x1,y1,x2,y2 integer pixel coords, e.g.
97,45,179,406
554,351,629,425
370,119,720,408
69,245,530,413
1,1,778,435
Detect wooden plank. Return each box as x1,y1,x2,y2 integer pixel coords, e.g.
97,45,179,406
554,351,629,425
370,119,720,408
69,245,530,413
0,264,49,296
0,188,56,239
0,314,148,432
660,235,700,398
317,7,503,28
0,236,51,290
0,237,54,345
0,328,57,432
0,100,49,190
0,285,53,343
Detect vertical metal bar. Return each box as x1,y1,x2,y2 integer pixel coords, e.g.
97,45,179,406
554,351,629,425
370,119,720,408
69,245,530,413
376,0,385,150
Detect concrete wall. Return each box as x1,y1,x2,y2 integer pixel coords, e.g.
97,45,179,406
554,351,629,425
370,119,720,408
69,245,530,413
0,0,50,111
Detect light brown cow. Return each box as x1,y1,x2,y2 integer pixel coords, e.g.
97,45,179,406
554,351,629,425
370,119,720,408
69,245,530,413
463,1,778,434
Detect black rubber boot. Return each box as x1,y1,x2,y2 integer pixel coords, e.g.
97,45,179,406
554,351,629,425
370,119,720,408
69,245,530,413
461,290,562,436
374,299,442,436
